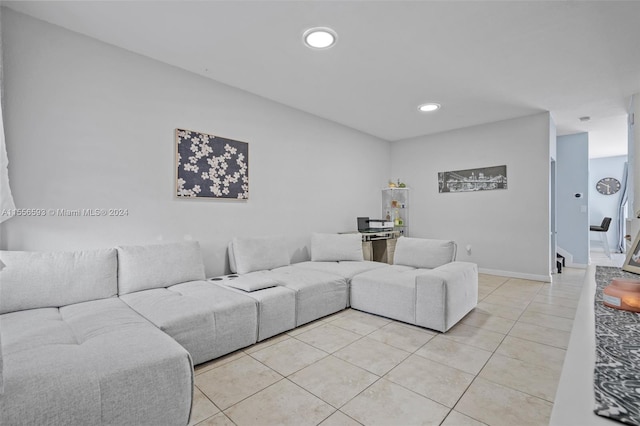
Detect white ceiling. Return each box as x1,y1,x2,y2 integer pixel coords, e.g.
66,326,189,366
4,1,639,158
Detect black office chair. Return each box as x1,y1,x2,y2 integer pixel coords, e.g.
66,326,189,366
590,217,612,258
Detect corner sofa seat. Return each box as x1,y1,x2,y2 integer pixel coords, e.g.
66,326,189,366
291,233,390,284
120,281,258,365
290,260,389,307
0,248,193,425
350,237,478,332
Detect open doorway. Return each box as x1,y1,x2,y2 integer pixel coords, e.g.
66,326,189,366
588,114,629,267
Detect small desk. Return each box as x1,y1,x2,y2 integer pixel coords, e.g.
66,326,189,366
360,230,400,264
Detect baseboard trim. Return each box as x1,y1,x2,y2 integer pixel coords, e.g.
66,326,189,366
478,268,552,283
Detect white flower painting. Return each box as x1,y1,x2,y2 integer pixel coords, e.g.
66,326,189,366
176,128,249,199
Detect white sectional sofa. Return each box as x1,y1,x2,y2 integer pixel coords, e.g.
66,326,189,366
0,234,478,425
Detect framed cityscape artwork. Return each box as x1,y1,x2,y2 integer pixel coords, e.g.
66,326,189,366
438,165,507,193
175,128,249,199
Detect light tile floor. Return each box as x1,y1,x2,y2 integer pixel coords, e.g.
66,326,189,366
589,245,625,268
191,269,586,426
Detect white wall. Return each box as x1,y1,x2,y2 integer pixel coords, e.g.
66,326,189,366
627,94,639,241
0,9,390,276
549,117,557,272
632,95,639,214
589,155,627,252
556,133,589,266
391,113,552,281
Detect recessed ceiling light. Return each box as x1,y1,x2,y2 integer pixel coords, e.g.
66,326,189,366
303,27,337,49
418,103,441,112
579,116,591,122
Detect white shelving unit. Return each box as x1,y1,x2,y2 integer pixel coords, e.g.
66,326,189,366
382,187,408,237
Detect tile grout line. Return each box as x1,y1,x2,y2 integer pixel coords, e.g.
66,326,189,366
191,386,227,426
293,312,436,424
219,376,288,419
291,311,400,425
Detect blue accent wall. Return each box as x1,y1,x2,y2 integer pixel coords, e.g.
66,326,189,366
557,133,589,265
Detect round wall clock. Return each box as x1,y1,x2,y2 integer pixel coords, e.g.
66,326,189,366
596,177,621,195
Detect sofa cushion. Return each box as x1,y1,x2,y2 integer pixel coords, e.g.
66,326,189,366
269,266,349,326
0,327,3,395
116,241,205,295
0,298,192,425
214,275,297,341
0,248,117,314
311,233,364,262
120,281,258,365
292,260,388,280
228,242,238,272
230,236,290,274
393,237,457,269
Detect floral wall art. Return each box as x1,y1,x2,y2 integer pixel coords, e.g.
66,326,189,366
175,128,249,199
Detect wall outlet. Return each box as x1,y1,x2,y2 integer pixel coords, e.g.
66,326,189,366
466,244,472,254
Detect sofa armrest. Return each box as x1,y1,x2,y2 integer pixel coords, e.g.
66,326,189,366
414,262,478,332
0,320,3,395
